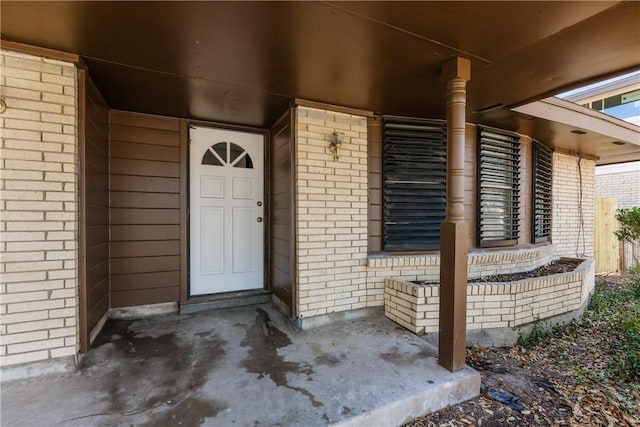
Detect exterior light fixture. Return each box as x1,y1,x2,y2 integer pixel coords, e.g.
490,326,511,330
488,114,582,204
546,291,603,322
0,98,6,115
570,129,587,135
329,131,344,161
611,141,626,146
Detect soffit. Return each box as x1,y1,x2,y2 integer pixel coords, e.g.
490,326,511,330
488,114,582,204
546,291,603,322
1,1,638,161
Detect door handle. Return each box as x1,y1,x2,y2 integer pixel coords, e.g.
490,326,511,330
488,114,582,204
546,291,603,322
257,217,263,223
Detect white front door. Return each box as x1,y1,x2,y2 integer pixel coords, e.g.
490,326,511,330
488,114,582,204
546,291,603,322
189,126,265,296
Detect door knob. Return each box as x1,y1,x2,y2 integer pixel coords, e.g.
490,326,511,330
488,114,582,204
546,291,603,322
257,217,263,223
257,201,263,207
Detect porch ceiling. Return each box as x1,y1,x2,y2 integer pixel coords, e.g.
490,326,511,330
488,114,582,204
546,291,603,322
2,1,639,162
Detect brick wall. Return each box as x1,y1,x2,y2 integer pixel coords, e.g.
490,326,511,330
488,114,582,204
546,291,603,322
595,163,640,208
384,258,593,335
552,152,595,258
368,244,555,288
295,106,369,319
0,49,79,366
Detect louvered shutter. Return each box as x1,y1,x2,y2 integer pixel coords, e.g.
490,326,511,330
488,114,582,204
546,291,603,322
383,117,446,251
477,127,520,247
532,141,552,243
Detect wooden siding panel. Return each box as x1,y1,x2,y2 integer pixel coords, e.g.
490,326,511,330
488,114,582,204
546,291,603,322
81,73,110,351
269,111,294,313
110,240,180,258
110,208,180,224
111,141,180,162
88,295,109,335
111,271,180,292
86,225,109,248
87,242,109,266
110,158,180,177
111,287,180,308
86,205,109,227
110,110,180,131
87,260,109,296
111,225,180,241
110,256,180,275
368,116,383,252
110,175,179,193
110,192,179,209
109,110,182,308
110,124,180,146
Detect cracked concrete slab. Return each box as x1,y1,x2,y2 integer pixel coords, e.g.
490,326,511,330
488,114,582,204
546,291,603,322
0,304,479,426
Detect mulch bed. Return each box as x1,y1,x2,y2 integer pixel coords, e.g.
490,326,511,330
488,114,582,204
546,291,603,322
413,258,583,286
404,274,640,427
470,258,583,283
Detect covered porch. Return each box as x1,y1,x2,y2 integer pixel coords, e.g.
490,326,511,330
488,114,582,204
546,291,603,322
1,0,639,397
0,304,478,426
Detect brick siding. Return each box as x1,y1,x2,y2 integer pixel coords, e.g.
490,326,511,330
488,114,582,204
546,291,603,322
0,49,79,366
552,153,595,258
595,166,640,209
295,106,369,319
384,258,594,334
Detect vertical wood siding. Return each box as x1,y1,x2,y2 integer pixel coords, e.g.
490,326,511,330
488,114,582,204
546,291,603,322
109,111,181,307
269,110,295,313
83,75,110,344
368,116,383,252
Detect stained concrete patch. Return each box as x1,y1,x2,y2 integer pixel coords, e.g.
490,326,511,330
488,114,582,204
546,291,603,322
241,308,322,408
0,304,479,427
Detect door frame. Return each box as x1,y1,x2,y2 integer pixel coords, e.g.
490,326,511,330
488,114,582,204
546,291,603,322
179,120,270,301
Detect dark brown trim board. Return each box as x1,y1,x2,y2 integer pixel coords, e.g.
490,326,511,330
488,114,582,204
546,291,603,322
179,119,189,302
78,69,89,354
78,70,110,352
269,109,295,315
367,115,383,253
289,107,297,318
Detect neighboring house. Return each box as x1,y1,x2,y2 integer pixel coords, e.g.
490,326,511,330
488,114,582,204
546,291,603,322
1,2,639,373
596,162,640,210
562,74,640,270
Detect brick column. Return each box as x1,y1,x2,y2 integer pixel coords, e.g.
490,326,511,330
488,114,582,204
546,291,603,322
0,49,79,366
439,57,471,372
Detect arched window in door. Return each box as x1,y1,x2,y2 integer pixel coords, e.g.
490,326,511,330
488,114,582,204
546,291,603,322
202,142,253,169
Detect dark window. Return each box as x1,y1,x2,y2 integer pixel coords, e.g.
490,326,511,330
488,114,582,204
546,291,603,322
212,142,227,162
477,127,520,247
382,117,446,251
202,142,253,168
532,141,552,243
202,149,223,166
591,99,603,111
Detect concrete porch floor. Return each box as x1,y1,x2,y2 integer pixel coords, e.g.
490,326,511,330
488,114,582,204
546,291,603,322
0,304,479,427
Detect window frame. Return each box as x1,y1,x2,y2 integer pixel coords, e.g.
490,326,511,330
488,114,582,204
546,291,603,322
531,140,553,243
476,127,521,248
381,116,447,252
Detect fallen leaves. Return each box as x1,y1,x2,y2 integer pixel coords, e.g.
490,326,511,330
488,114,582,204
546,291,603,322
404,273,640,427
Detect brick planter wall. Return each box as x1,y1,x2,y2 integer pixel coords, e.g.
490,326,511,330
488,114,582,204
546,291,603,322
368,245,555,310
384,258,594,344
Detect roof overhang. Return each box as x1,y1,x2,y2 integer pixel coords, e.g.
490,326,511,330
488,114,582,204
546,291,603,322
512,98,640,165
1,1,639,163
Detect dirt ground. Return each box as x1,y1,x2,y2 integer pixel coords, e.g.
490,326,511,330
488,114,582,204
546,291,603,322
405,274,640,427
